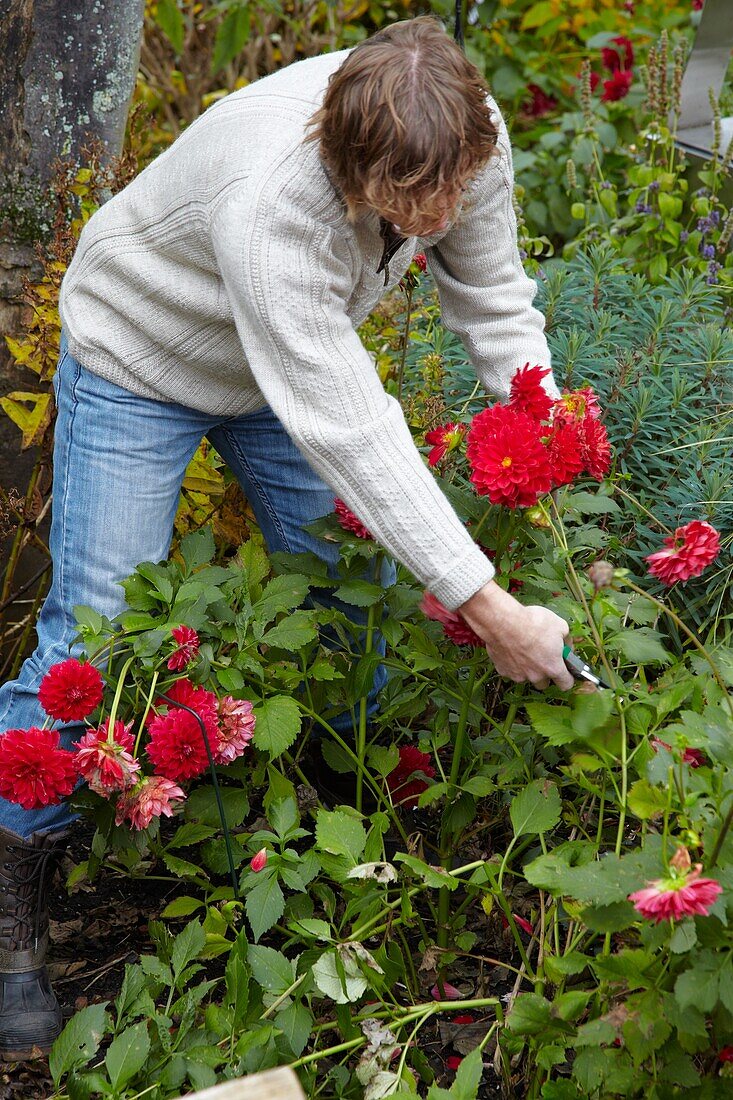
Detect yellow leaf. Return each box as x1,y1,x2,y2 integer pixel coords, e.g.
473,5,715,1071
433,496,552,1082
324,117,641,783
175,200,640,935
0,391,53,449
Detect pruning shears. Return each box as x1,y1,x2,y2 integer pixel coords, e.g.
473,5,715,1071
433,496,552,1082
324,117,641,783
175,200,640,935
563,644,612,690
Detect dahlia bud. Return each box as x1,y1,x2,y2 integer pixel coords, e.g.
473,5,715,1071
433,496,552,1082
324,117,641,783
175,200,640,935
250,848,268,873
588,560,615,591
525,506,550,528
669,846,692,875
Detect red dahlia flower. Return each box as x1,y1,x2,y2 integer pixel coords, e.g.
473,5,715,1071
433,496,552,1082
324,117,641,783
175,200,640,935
602,36,634,73
214,695,256,764
509,363,554,421
115,775,185,830
167,625,200,671
386,745,436,808
646,520,720,585
651,738,706,768
38,658,103,722
546,420,585,487
579,417,611,480
524,83,558,118
0,727,78,809
147,678,220,780
467,406,553,508
629,847,721,923
413,253,427,273
334,498,372,540
420,592,483,648
75,719,140,796
602,69,633,102
424,422,466,467
446,1056,463,1071
553,388,601,426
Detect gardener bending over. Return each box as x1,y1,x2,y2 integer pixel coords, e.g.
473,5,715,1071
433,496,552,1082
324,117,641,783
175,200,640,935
0,16,574,1056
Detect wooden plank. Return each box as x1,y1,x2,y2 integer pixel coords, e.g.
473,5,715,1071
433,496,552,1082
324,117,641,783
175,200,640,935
175,1067,305,1100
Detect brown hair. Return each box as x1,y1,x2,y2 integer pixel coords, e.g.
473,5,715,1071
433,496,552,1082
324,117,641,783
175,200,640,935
307,17,499,234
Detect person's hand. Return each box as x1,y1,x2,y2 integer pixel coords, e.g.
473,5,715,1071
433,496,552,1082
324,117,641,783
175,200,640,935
459,580,574,691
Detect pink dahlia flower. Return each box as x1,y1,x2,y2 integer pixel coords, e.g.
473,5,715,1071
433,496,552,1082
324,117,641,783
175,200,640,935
214,695,256,764
629,847,721,923
115,775,186,830
75,719,140,796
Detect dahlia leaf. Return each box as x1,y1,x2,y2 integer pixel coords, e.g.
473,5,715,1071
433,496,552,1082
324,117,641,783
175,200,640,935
332,579,384,607
607,628,671,666
254,574,310,629
171,919,206,982
252,696,301,757
260,610,318,651
394,853,458,891
246,876,285,942
105,1020,151,1092
160,896,205,919
510,779,562,837
247,944,297,995
49,1002,111,1085
180,526,215,575
564,491,620,515
315,808,367,863
185,785,250,828
525,702,575,746
276,1001,314,1059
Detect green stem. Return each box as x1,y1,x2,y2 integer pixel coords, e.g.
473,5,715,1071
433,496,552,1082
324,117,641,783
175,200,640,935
396,280,414,405
438,655,480,949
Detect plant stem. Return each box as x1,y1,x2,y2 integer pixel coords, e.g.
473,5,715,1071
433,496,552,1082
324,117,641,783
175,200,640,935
437,654,480,949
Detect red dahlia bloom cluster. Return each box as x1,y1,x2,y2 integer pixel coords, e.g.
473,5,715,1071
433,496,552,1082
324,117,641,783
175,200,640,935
646,520,720,585
38,658,103,722
334,498,373,540
0,727,78,809
466,366,610,508
588,35,634,103
386,745,436,808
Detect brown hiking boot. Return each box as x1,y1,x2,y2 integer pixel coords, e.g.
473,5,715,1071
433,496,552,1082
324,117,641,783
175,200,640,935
0,826,67,1059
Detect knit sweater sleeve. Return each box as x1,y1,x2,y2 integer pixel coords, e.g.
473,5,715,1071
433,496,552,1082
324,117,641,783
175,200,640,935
211,178,495,611
426,103,559,402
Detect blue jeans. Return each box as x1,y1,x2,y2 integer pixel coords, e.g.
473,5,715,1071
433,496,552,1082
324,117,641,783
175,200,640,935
0,337,394,838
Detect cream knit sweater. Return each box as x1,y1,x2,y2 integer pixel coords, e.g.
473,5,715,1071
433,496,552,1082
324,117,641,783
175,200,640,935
59,49,557,611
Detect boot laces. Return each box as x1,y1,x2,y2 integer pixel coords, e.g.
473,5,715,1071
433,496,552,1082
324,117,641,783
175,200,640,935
3,843,59,951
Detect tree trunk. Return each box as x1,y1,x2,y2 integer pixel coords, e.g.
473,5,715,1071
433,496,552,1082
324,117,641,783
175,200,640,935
0,0,145,345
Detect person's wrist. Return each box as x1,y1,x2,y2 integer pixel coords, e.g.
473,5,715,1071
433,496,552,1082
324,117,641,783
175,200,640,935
459,579,521,637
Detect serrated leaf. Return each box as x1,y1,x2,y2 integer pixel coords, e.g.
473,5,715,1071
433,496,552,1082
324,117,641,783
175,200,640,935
627,779,667,820
247,944,296,995
510,779,561,837
252,696,301,756
168,822,218,848
525,703,574,746
394,853,458,890
180,526,215,574
315,809,367,863
184,785,249,829
260,610,318,651
333,579,384,606
312,949,367,1004
160,895,204,919
254,574,310,625
245,875,285,942
49,1003,110,1084
171,920,206,980
565,491,620,515
105,1021,150,1091
608,628,671,666
275,1001,313,1058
